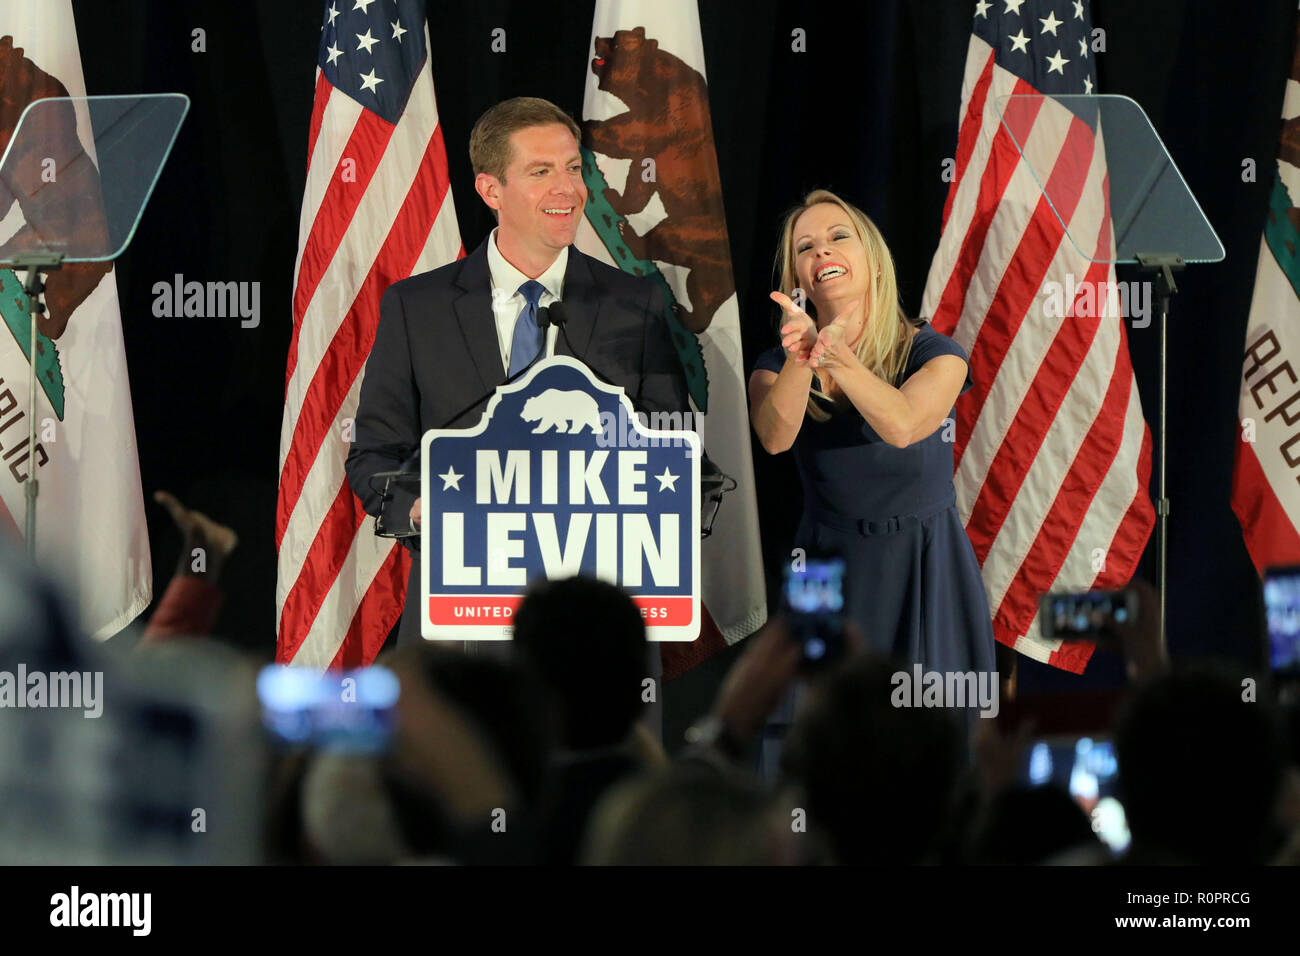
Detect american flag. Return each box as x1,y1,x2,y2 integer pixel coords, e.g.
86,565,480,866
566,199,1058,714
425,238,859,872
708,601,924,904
276,0,462,668
921,0,1154,672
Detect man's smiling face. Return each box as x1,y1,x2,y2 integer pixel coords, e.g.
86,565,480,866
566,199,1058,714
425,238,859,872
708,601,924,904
485,122,587,267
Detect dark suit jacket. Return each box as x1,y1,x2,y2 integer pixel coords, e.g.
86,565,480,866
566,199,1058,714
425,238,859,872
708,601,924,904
345,236,690,644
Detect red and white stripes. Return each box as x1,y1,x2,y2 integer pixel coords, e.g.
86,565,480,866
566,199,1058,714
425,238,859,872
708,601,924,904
276,26,463,669
923,36,1155,672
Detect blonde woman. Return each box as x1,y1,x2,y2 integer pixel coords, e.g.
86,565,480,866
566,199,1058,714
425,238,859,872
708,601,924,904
749,190,995,679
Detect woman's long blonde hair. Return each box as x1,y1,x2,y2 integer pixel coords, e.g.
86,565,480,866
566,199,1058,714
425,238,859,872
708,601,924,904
774,189,915,421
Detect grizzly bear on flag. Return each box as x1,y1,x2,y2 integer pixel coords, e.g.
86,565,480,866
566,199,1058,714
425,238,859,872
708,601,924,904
586,26,732,337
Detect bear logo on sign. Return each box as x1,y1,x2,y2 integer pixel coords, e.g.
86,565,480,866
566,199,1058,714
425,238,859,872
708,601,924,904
520,389,602,434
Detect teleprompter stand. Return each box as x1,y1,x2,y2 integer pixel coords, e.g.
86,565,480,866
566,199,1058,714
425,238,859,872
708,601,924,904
0,93,189,560
994,93,1225,650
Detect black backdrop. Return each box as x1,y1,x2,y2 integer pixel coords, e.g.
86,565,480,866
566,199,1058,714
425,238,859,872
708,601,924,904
66,0,1295,697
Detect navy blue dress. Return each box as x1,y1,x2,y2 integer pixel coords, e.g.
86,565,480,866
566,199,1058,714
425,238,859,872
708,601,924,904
754,322,996,678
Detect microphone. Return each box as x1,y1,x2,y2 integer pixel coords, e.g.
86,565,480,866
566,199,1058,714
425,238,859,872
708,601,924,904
379,306,554,487
421,305,554,438
377,301,620,514
372,299,734,540
547,301,621,392
370,324,551,537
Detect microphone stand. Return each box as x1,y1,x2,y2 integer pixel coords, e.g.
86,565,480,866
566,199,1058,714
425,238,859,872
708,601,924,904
9,252,64,561
370,300,736,541
369,307,556,537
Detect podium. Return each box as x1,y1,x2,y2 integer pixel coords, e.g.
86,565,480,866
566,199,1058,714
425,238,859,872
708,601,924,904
365,356,718,645
408,356,703,643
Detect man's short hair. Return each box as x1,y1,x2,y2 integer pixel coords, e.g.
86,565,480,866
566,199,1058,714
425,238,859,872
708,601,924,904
469,96,583,184
782,656,964,864
511,575,646,750
1115,665,1289,864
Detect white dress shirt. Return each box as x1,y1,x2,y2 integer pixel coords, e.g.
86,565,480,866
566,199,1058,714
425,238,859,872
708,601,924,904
486,227,567,372
413,232,569,531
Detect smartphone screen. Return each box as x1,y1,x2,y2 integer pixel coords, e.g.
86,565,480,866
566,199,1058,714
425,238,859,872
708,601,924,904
1022,735,1130,855
1039,588,1137,641
1263,565,1300,676
783,556,846,669
257,665,399,753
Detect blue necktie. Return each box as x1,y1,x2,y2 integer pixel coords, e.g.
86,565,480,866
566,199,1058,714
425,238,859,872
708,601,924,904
508,279,547,376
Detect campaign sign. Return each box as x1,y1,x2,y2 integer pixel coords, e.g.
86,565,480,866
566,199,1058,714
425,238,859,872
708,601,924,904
420,356,701,641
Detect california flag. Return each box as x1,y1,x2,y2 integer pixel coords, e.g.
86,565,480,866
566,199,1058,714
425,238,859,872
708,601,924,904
577,0,767,678
0,1,151,636
1233,4,1300,571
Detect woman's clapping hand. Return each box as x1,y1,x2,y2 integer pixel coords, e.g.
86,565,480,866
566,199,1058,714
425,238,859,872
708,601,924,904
770,292,862,376
770,291,817,365
808,300,862,377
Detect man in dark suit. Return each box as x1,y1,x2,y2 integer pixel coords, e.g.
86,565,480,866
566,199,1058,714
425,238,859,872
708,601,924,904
345,97,689,646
